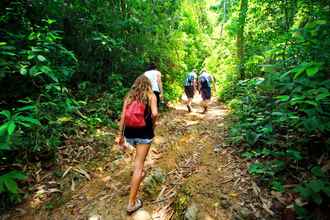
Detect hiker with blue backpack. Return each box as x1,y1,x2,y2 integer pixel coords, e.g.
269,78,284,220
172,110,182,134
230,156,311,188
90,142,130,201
115,75,158,214
198,69,214,114
184,69,197,112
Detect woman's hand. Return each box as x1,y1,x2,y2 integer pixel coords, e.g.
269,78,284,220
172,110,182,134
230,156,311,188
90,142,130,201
115,135,124,145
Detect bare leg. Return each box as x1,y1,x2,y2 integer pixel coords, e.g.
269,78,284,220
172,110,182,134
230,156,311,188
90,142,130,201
128,143,150,206
188,98,193,106
201,99,209,113
187,98,192,112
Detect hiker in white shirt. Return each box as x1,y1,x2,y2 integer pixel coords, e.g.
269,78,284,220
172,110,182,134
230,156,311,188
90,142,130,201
144,63,163,107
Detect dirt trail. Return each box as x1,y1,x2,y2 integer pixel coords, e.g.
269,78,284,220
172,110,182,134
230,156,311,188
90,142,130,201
5,97,276,220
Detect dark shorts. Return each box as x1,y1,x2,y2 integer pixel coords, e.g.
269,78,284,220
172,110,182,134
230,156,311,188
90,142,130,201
184,86,195,99
154,91,160,107
201,87,211,100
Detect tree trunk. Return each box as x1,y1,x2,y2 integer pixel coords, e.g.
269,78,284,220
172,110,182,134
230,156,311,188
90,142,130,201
236,0,248,79
220,0,227,36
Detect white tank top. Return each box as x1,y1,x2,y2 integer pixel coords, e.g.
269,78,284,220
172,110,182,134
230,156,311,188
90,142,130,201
144,70,160,92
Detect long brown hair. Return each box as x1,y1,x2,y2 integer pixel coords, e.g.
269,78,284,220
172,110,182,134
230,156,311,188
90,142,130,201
126,75,153,105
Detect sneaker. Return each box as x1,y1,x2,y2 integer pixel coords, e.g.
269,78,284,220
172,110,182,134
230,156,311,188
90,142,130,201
201,107,208,114
127,199,143,215
187,105,191,112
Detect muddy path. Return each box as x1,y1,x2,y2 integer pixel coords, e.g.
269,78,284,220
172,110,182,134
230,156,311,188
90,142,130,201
4,98,276,220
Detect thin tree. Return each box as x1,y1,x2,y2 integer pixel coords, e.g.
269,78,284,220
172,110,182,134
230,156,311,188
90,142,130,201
236,0,248,79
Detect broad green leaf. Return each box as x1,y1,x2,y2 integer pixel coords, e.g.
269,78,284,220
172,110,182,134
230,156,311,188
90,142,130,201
1,45,15,51
241,151,254,159
286,149,303,161
47,73,59,82
292,63,310,78
17,98,33,104
295,185,313,198
248,163,266,175
245,131,261,146
19,66,28,75
0,110,11,119
57,116,72,123
4,177,18,194
7,121,16,136
0,122,9,136
309,179,324,193
276,95,289,102
304,100,318,106
0,142,11,150
16,116,41,126
37,55,47,62
40,65,52,74
271,180,284,192
279,71,291,79
303,116,319,132
316,92,329,101
0,51,16,56
17,105,36,112
271,160,286,171
46,19,56,24
271,112,283,116
290,95,305,104
31,47,43,52
7,171,27,180
16,121,32,128
306,64,320,77
39,66,59,82
311,166,325,178
29,65,41,76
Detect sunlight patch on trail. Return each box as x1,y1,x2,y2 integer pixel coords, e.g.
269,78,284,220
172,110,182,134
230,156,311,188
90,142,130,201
177,94,227,120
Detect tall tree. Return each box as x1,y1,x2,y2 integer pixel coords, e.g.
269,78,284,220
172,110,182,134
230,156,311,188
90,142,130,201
236,0,248,79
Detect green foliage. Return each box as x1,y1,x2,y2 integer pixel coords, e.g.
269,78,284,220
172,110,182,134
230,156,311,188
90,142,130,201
248,160,285,176
242,148,302,161
295,179,330,205
0,171,27,194
173,186,192,219
0,107,40,150
215,0,330,217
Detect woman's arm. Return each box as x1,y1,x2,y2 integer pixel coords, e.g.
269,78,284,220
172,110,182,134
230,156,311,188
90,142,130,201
116,99,127,144
150,94,158,128
157,71,163,98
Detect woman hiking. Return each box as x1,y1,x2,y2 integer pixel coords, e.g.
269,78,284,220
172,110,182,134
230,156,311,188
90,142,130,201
116,75,158,214
144,63,163,107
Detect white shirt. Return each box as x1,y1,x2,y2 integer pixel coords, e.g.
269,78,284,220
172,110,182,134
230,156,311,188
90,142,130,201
144,70,161,92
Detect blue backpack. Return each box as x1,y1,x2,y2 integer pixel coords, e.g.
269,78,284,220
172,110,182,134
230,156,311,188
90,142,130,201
200,75,210,88
186,73,195,86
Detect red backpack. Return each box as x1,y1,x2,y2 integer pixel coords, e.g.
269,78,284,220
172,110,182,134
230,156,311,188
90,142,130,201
124,100,146,128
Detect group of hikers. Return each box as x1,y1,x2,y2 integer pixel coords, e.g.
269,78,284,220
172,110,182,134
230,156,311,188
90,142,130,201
115,63,214,215
184,68,214,114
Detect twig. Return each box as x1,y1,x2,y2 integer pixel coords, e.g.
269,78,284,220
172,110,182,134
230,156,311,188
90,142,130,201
62,166,72,178
219,178,234,184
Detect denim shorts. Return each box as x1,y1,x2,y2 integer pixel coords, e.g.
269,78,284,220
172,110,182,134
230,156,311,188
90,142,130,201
125,138,153,146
